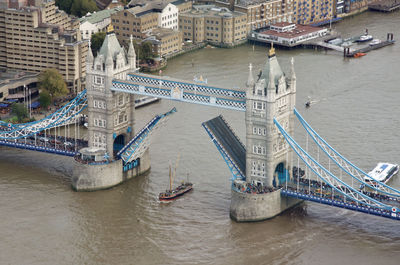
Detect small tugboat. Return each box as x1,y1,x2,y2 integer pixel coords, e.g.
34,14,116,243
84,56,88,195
159,155,193,201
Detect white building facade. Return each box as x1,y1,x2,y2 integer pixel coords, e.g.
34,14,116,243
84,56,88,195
158,3,179,30
79,7,122,40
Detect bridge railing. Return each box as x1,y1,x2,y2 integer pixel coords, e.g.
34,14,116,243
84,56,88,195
0,89,87,140
294,108,400,198
274,118,397,212
118,108,177,163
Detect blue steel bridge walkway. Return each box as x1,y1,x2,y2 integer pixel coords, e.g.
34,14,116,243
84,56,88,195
112,73,246,111
202,115,246,181
273,109,400,221
0,89,88,156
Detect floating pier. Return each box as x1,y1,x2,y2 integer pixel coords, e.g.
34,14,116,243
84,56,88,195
344,33,395,57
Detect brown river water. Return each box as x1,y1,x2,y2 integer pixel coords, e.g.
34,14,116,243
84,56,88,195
1,11,400,265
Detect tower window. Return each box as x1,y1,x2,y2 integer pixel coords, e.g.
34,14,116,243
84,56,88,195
253,101,265,110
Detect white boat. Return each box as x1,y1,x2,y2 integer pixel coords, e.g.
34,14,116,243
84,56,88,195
356,34,373,42
134,96,160,108
364,162,399,186
369,39,381,46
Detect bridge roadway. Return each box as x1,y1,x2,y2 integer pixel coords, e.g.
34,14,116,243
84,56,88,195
202,115,246,178
0,134,88,157
112,74,246,111
281,177,400,221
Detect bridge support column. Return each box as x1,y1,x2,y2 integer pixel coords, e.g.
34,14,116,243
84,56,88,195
71,149,151,191
230,189,302,222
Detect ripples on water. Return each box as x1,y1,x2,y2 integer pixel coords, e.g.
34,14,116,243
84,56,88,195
1,11,400,265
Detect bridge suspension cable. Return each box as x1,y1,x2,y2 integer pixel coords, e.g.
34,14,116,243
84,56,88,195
294,108,400,197
0,90,87,140
274,118,397,212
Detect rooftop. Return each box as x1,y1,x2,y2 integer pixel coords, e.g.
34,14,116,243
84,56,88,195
0,70,39,89
259,23,325,39
79,7,123,24
146,27,179,39
182,5,246,18
217,0,270,7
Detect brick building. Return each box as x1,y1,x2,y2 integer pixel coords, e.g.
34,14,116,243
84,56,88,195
0,0,87,93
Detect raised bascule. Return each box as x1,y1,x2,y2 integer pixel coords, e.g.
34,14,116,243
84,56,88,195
1,28,400,222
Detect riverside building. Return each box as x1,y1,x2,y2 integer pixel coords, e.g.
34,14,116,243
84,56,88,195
143,27,182,57
0,0,87,93
249,22,328,47
215,0,295,31
113,0,193,42
179,5,247,46
293,0,335,25
79,7,122,40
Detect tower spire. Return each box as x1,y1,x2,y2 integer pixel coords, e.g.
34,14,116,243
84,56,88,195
267,59,275,91
290,57,296,79
87,39,94,64
246,63,254,87
128,34,136,70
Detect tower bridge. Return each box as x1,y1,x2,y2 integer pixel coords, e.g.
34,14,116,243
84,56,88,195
1,27,399,222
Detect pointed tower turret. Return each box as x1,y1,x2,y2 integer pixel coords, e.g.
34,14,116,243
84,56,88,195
288,57,296,92
246,63,254,87
87,39,94,70
128,35,136,70
266,58,276,103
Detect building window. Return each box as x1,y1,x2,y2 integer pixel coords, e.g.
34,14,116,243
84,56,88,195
94,76,103,85
253,101,265,110
251,160,265,177
253,145,266,155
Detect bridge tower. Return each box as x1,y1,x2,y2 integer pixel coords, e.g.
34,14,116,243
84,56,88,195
245,46,296,188
86,25,137,158
72,26,151,191
230,46,301,221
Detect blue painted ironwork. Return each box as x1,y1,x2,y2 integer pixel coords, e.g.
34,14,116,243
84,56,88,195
281,189,400,221
294,108,400,197
202,121,245,181
274,118,397,212
123,159,140,172
127,73,246,99
0,140,77,157
0,90,87,140
111,80,246,111
118,108,177,163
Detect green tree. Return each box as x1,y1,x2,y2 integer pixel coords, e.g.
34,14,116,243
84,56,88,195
39,90,51,110
11,103,28,122
55,0,73,14
91,31,106,55
38,69,68,100
71,0,98,18
140,41,154,60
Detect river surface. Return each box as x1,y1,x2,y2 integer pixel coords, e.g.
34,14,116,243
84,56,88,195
1,11,400,265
